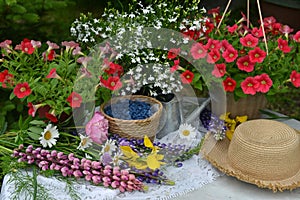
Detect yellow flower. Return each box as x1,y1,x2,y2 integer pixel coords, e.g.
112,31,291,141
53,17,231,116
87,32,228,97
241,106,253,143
146,152,165,170
220,112,247,140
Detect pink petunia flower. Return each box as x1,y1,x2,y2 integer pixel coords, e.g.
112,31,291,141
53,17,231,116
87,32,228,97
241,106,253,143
290,70,300,88
241,77,259,95
212,63,226,78
207,49,221,63
251,27,263,38
190,42,207,59
277,38,291,53
293,31,300,43
205,38,221,50
240,34,259,48
248,47,266,63
85,111,108,145
180,70,194,84
255,73,273,93
222,47,238,63
223,77,236,92
167,48,181,60
67,92,82,108
227,24,238,33
236,55,255,72
13,82,31,98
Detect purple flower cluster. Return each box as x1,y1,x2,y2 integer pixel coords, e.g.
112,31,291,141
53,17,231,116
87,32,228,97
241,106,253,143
12,144,145,192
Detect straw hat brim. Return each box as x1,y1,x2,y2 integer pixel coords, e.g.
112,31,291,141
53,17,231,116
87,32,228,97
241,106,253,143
201,132,300,192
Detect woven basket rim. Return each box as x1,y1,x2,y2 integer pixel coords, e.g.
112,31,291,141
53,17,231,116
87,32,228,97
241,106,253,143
100,95,163,122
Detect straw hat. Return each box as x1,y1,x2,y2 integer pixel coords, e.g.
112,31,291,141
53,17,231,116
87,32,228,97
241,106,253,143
201,119,300,192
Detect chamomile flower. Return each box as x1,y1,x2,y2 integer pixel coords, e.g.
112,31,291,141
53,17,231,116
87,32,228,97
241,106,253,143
100,139,117,155
178,123,197,140
39,124,59,148
77,134,93,151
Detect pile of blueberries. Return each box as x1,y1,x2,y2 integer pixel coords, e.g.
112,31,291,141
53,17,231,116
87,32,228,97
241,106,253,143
104,99,154,120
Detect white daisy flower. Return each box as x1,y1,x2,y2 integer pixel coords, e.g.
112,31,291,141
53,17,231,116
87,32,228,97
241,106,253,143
112,151,123,166
100,139,117,155
77,134,93,151
178,123,197,140
39,124,59,148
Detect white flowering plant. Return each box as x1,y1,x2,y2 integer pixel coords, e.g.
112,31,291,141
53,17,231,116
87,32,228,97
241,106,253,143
71,0,209,98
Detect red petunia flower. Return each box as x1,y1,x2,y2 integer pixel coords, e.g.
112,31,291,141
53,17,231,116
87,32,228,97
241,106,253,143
212,63,226,78
251,27,263,38
237,55,255,72
255,74,273,93
204,20,214,35
45,112,58,123
46,68,59,79
182,30,201,40
180,70,194,84
20,38,35,54
67,92,82,108
27,102,43,117
105,62,123,77
248,47,266,63
207,49,221,63
170,59,180,73
205,38,221,50
227,24,238,33
223,77,236,92
190,42,207,59
207,7,220,15
222,47,238,63
241,77,259,95
43,49,56,61
0,70,14,88
100,76,122,91
167,48,181,60
293,31,300,43
13,82,31,98
240,34,259,48
220,39,233,51
277,38,291,53
290,70,300,88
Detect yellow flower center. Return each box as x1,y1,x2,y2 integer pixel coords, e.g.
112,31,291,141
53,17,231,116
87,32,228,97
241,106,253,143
20,87,26,92
247,83,253,87
261,80,266,85
182,130,190,136
229,53,234,58
247,41,252,45
44,131,52,140
255,53,259,58
198,49,203,54
243,61,248,66
111,82,115,86
104,145,110,152
81,138,88,146
186,75,190,79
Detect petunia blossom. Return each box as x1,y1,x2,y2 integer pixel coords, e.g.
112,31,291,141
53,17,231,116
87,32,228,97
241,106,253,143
0,70,14,88
13,82,31,98
227,24,238,34
190,42,207,59
205,38,221,50
251,27,263,38
223,77,236,92
241,77,259,95
180,70,194,84
170,59,180,72
240,34,259,48
100,76,122,91
293,31,300,43
277,38,291,53
85,111,108,145
212,63,226,78
248,47,266,63
255,73,273,93
105,62,123,76
290,70,300,88
20,38,35,54
167,48,181,60
236,55,255,72
207,49,221,63
222,47,238,63
67,92,82,108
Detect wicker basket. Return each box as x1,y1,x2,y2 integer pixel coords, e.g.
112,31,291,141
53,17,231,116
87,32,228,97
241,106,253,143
100,95,163,140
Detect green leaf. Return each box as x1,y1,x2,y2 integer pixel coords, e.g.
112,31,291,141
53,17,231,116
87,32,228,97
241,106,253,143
29,120,46,126
28,131,41,140
11,4,27,14
27,94,36,102
22,13,40,23
28,126,44,134
9,91,15,100
5,0,16,6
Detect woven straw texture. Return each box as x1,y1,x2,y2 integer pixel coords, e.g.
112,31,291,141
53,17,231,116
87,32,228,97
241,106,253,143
201,119,300,192
100,95,162,140
226,93,267,119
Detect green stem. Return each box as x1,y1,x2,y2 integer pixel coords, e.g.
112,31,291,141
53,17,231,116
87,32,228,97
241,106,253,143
0,145,13,154
32,166,38,200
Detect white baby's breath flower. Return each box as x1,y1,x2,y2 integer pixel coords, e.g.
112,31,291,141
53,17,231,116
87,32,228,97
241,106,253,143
77,134,93,151
178,123,197,140
39,124,59,148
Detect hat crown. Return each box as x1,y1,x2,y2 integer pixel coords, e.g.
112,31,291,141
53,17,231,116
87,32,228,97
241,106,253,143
228,119,300,181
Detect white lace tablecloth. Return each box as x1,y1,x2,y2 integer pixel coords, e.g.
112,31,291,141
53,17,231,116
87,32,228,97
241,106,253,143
0,155,221,200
